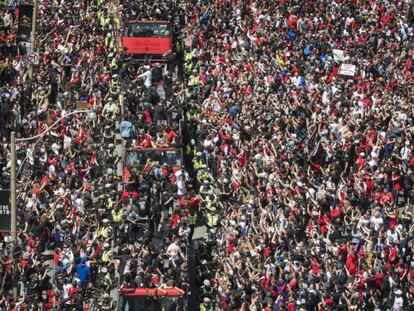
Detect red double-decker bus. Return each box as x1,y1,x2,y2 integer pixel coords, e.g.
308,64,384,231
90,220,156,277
122,20,172,57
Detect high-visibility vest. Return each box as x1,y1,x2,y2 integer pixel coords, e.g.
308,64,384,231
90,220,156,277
112,210,122,222
193,159,202,170
207,214,218,227
105,37,112,47
107,198,113,209
110,58,117,69
189,75,199,86
99,227,110,239
101,250,111,262
198,171,210,181
185,62,193,72
186,145,197,156
175,42,183,54
200,304,214,311
189,214,197,225
184,51,192,62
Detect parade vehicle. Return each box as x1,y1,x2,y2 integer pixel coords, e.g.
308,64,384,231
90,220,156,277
122,20,173,58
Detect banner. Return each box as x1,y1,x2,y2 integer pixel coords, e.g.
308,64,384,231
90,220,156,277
17,4,33,43
0,190,11,232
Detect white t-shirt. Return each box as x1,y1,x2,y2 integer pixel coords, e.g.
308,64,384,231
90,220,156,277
138,70,152,88
167,242,180,260
393,296,404,310
203,139,213,151
63,283,72,303
176,179,186,195
400,146,411,160
386,230,399,245
370,216,384,231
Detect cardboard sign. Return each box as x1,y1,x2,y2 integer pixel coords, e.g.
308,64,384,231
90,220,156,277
63,135,72,149
332,49,349,62
339,64,356,76
75,101,88,110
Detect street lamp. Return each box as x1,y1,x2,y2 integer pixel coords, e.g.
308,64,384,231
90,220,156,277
9,109,97,299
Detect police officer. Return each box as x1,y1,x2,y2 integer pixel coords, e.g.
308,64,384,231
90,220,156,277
199,279,214,301
99,219,112,240
197,259,211,283
206,206,218,228
185,139,198,158
188,69,199,87
193,152,204,171
200,297,215,311
101,243,112,264
111,205,122,243
197,165,212,183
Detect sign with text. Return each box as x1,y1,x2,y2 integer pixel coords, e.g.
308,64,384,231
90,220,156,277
339,63,356,76
0,190,11,232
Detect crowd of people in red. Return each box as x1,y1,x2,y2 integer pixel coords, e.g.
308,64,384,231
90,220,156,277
1,0,414,310
179,0,414,310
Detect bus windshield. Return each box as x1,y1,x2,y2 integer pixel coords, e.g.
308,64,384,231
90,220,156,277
126,22,171,38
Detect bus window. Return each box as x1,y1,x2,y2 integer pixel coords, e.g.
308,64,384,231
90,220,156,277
127,22,171,38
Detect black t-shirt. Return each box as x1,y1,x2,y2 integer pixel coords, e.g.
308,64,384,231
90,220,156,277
153,104,167,121
151,67,163,82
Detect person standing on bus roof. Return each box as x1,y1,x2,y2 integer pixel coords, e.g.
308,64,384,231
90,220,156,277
138,65,152,88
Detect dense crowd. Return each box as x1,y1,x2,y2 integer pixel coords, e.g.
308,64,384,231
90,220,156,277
0,0,190,310
178,0,414,310
1,0,414,310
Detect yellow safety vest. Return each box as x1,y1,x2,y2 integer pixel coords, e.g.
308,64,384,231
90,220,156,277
207,214,218,227
101,250,111,262
198,171,209,181
206,199,213,209
112,210,121,222
184,51,192,62
189,214,197,225
110,58,117,70
193,160,202,170
99,227,110,239
185,62,193,72
107,198,113,210
189,75,199,86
